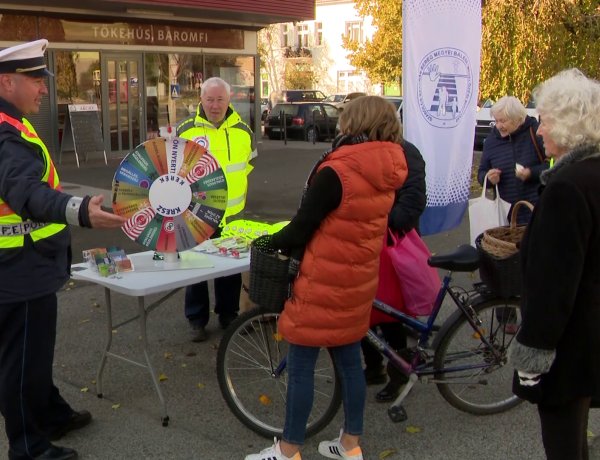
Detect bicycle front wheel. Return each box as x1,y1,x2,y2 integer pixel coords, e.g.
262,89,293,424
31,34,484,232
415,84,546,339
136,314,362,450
433,298,522,415
216,308,342,438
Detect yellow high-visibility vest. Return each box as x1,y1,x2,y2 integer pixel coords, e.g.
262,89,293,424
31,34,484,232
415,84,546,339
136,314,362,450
0,114,66,249
177,105,254,220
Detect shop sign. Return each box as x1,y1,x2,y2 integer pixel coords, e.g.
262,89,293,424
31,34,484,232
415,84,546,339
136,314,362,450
39,19,244,49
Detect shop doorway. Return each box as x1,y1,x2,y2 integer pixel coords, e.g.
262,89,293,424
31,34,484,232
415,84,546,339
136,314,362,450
101,54,145,156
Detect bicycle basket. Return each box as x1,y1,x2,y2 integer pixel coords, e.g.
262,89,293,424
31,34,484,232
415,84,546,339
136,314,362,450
480,200,534,258
476,233,521,298
249,241,291,313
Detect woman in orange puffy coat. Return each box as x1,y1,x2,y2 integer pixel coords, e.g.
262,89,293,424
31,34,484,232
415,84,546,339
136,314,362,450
245,96,407,460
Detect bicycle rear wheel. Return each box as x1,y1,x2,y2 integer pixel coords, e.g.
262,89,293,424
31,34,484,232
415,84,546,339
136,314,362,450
216,308,342,438
433,298,522,415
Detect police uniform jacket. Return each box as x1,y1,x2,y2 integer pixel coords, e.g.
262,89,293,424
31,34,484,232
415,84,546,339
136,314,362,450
0,98,72,303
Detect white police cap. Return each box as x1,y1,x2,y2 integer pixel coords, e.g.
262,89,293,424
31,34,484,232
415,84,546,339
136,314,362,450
0,39,53,77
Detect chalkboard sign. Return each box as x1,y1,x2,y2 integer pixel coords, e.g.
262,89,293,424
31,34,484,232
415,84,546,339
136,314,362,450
60,104,107,167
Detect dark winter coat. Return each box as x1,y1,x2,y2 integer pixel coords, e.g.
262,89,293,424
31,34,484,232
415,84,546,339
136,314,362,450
509,145,600,406
388,140,426,235
0,98,72,303
477,116,547,223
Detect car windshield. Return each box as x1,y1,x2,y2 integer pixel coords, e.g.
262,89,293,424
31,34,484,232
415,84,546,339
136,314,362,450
384,97,403,110
271,104,299,116
324,95,344,103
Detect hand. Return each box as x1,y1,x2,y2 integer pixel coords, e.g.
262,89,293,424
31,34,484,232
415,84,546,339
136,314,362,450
517,370,541,387
487,169,501,185
513,369,544,404
515,166,531,181
87,195,127,229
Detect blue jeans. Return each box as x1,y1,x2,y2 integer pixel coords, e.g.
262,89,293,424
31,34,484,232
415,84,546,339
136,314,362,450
283,341,366,445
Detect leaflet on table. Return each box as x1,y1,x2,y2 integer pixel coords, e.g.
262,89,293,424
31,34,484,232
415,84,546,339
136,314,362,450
193,237,250,258
82,247,134,277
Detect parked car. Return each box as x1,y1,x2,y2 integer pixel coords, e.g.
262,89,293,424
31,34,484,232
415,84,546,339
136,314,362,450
260,97,269,121
264,102,339,142
382,96,404,121
280,89,327,103
474,98,538,149
323,91,366,108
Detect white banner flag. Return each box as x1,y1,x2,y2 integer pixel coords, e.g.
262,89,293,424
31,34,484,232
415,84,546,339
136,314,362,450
402,0,482,235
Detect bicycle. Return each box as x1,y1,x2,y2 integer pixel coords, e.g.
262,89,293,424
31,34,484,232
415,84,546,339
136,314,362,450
216,243,522,438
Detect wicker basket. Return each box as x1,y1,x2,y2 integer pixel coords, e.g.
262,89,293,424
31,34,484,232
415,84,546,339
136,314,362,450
481,200,534,258
248,242,291,313
476,234,521,298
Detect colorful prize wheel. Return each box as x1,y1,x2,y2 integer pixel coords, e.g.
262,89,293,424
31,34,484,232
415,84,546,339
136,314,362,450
111,137,228,253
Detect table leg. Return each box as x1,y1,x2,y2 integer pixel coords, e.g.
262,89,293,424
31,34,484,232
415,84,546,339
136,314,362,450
138,296,170,427
96,288,114,398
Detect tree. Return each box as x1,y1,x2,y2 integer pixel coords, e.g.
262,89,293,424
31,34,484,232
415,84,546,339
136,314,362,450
342,0,403,88
343,0,600,102
283,60,317,89
258,25,286,99
480,0,600,102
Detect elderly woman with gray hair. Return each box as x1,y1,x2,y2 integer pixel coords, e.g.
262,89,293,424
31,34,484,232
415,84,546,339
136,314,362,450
477,95,548,224
509,68,600,460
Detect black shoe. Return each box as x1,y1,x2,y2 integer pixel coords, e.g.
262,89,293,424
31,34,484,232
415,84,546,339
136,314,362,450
364,366,387,385
375,381,403,403
36,446,78,460
219,313,238,330
46,410,92,441
190,324,207,342
9,445,79,460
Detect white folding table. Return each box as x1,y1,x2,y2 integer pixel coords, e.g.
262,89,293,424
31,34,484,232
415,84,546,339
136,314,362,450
71,250,249,426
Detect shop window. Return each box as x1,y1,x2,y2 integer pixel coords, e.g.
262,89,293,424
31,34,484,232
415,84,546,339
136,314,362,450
54,51,100,146
204,55,256,129
144,53,203,137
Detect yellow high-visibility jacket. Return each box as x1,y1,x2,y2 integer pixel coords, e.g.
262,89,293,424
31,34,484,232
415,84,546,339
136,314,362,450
0,113,66,250
177,105,255,221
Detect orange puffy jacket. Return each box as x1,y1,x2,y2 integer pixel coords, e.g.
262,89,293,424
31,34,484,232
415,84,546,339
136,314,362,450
279,141,408,347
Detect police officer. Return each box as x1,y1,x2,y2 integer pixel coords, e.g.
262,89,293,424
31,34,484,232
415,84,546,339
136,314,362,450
177,77,256,341
0,39,126,459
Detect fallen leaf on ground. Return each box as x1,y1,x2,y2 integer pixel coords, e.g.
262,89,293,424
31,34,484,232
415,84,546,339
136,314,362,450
158,373,168,381
181,363,187,368
79,319,90,324
80,387,89,393
197,383,205,389
406,426,421,434
164,352,172,359
379,448,397,459
258,394,272,405
111,404,120,410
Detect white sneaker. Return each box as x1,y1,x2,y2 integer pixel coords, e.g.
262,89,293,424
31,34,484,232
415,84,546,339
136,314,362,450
244,439,302,460
318,430,363,460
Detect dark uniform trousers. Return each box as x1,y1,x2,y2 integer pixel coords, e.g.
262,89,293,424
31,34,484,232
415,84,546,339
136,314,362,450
184,274,242,327
0,293,73,457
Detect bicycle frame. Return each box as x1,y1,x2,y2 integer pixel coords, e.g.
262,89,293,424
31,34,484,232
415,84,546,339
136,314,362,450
366,271,504,380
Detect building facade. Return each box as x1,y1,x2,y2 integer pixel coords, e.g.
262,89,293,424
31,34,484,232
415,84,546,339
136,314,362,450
0,1,314,159
261,0,377,99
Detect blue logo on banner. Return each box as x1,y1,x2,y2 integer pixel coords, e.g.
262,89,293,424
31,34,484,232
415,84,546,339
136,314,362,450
417,48,473,128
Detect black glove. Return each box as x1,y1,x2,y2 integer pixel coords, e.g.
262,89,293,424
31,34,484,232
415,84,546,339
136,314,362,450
512,370,544,404
252,234,275,252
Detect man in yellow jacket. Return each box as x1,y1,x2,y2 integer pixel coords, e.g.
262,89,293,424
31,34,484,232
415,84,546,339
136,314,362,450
177,77,256,341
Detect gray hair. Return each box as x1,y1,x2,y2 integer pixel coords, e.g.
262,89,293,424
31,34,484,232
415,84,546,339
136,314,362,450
490,96,527,125
533,68,600,151
201,77,231,96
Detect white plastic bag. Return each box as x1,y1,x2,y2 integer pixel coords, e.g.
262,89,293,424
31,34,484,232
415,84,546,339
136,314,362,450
468,173,511,246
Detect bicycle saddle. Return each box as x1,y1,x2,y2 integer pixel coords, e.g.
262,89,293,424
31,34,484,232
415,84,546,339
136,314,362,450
428,244,480,272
